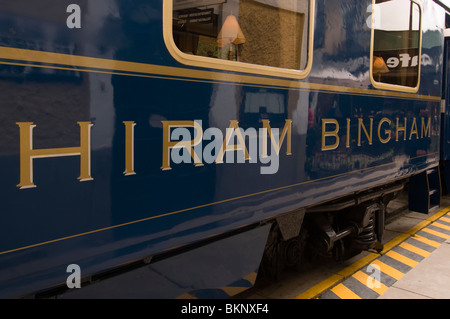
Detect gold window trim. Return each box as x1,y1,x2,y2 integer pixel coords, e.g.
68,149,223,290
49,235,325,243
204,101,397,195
162,0,315,79
369,0,423,93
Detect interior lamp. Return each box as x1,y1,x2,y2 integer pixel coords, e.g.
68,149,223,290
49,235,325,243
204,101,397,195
373,56,389,74
217,14,246,60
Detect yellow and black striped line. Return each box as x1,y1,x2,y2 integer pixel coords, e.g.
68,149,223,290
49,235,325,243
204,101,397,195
296,206,450,299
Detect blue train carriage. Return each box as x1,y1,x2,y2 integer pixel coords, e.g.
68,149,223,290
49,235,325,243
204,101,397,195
0,0,447,298
441,3,450,193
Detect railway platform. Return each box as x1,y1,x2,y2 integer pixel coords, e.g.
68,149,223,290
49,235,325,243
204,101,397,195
302,195,450,299
378,234,450,299
243,194,450,300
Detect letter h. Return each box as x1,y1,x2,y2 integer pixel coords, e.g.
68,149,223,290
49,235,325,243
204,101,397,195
16,122,93,189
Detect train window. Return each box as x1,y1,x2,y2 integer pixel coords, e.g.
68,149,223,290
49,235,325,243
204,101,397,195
164,0,315,79
370,0,422,92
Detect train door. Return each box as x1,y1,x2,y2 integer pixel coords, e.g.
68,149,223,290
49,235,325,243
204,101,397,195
441,15,450,191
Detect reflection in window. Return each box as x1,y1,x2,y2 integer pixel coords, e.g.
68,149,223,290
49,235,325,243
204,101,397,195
172,0,311,70
372,0,421,89
244,92,285,114
240,90,287,128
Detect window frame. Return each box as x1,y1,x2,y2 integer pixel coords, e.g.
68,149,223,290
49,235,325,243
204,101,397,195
369,0,423,93
162,0,315,79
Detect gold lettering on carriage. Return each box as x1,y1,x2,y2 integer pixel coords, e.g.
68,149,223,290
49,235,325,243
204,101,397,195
16,121,94,189
321,116,431,151
16,121,137,189
161,119,292,174
16,118,291,189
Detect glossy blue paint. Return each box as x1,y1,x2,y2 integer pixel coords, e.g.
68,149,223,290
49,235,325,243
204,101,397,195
441,36,450,188
0,0,446,298
57,223,272,298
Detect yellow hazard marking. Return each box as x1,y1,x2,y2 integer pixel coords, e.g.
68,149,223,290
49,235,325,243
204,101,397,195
431,209,450,221
422,227,450,239
294,206,450,299
385,250,419,268
176,293,199,299
352,270,389,295
295,274,342,299
439,216,450,223
243,272,258,284
381,233,410,253
331,283,362,299
220,286,250,296
405,220,433,235
433,222,450,231
412,235,441,248
399,242,431,258
370,260,404,280
412,234,441,248
336,252,379,278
